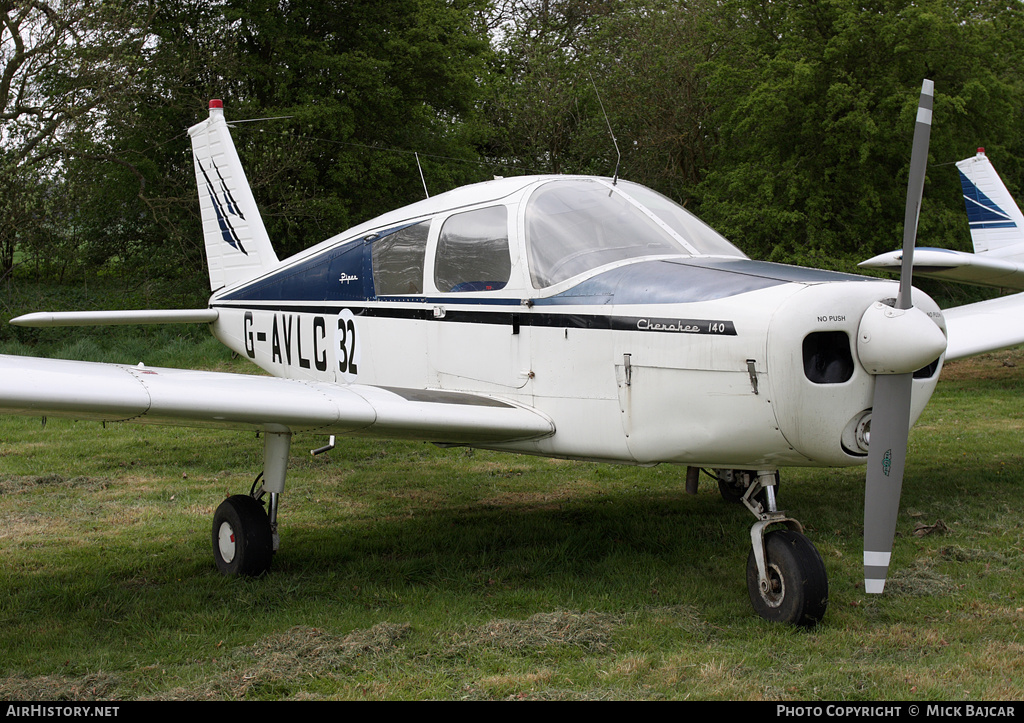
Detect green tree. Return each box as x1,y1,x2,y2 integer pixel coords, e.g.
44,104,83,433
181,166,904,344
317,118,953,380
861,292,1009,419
11,0,1024,291
583,0,742,204
696,0,1024,268
483,0,617,175
220,0,496,257
51,0,244,285
0,0,153,277
487,0,1024,275
6,0,498,284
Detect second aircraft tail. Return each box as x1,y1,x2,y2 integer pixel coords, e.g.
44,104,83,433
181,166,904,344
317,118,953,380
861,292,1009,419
957,148,1024,257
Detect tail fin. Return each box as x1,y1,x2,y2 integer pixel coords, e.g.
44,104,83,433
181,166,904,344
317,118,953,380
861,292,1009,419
956,148,1024,256
189,100,279,291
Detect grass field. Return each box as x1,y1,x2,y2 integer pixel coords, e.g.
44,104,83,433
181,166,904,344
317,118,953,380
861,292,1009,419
0,340,1022,700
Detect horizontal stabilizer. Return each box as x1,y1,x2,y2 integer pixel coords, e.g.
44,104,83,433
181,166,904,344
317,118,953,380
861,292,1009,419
11,309,219,328
859,248,1024,291
0,355,555,444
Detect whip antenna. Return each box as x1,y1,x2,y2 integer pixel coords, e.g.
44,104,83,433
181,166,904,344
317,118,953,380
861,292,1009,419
588,72,620,185
415,152,430,198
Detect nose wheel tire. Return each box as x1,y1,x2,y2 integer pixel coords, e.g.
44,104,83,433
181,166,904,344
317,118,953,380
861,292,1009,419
746,529,828,627
212,495,274,577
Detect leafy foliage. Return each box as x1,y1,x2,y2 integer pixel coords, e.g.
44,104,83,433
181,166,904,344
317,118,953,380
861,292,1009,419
696,0,1024,267
487,0,1024,272
1,0,1023,287
220,0,496,256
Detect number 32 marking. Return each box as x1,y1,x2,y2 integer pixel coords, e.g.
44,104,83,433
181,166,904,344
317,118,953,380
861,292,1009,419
336,309,360,380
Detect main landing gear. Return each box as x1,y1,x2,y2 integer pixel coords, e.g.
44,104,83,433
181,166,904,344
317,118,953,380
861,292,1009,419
211,429,290,577
712,469,829,627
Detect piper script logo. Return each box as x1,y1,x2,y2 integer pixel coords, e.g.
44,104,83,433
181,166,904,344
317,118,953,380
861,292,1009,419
339,273,359,284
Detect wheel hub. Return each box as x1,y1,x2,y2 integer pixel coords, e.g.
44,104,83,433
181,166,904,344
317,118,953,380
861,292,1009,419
217,521,236,564
759,564,785,608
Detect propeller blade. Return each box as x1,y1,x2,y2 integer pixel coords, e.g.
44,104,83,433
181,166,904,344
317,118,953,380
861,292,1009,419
896,79,934,310
863,373,913,593
863,79,935,594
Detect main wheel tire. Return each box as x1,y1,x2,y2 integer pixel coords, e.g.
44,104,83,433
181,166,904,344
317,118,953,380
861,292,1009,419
212,495,273,577
746,529,828,627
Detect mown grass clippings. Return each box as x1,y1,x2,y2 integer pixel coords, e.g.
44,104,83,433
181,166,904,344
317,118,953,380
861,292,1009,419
0,672,122,702
450,610,617,653
886,559,958,597
115,623,411,701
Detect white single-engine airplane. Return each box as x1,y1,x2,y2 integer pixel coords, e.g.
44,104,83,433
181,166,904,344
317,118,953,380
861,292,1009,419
2,81,1018,627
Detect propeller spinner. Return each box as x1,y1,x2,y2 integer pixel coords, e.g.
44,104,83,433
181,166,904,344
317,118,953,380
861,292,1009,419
861,79,946,594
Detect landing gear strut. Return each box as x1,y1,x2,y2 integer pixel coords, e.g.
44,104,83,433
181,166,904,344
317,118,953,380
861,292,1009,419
211,429,291,577
719,469,829,627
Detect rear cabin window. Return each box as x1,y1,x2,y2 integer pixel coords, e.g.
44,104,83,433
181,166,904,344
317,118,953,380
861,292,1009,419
433,206,511,293
372,220,430,295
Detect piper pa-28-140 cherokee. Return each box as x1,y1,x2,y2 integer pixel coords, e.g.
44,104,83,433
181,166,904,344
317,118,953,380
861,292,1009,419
4,81,1020,626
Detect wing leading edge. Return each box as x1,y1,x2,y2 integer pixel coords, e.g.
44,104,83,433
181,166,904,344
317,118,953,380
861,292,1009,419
859,247,1024,291
11,309,219,327
0,355,554,444
941,293,1024,361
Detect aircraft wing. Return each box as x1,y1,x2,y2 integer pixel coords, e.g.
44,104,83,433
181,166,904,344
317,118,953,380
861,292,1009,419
942,292,1024,360
859,248,1024,291
852,254,1024,360
0,355,554,444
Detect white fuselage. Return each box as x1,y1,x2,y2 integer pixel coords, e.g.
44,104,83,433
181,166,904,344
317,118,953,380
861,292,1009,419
209,261,943,470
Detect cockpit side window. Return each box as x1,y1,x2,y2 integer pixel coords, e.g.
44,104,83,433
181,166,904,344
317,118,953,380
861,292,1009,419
372,220,430,295
433,206,511,293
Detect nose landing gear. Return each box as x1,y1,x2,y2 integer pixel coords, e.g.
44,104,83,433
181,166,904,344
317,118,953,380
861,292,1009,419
747,523,828,626
717,469,829,627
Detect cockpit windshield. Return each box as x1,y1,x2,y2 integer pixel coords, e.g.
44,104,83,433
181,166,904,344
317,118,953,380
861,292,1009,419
617,182,746,260
525,179,746,288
